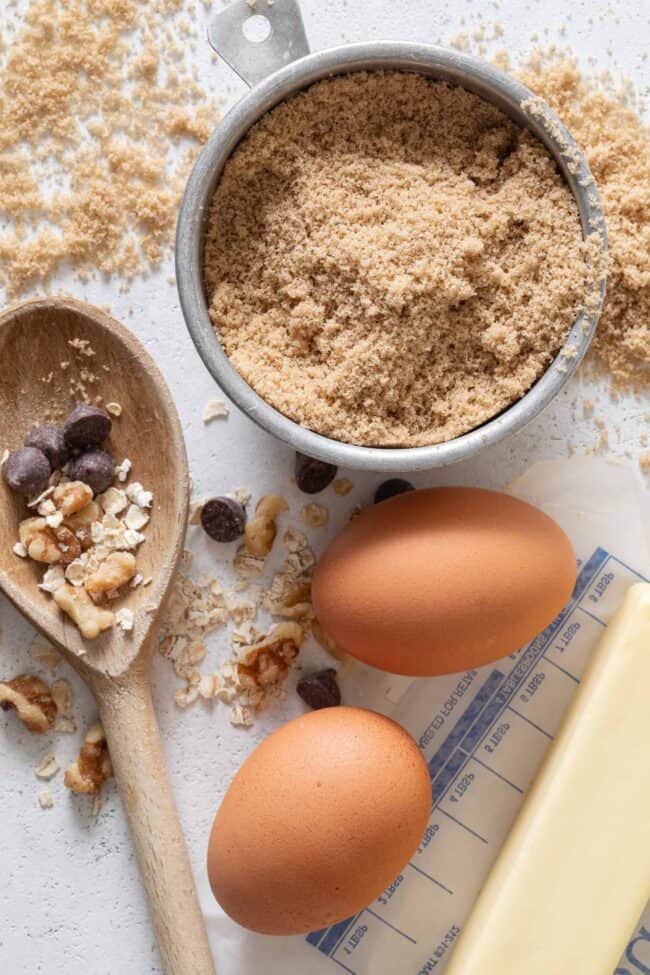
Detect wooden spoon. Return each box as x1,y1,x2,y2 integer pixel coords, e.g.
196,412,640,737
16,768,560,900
0,297,215,975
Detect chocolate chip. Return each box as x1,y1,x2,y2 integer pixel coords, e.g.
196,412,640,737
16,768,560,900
24,424,69,469
68,449,115,495
200,497,247,542
374,479,415,504
63,402,112,450
2,447,51,496
295,452,338,494
296,669,341,710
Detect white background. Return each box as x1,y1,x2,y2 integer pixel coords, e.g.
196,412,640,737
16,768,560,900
1,0,648,972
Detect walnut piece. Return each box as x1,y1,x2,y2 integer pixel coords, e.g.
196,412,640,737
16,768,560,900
52,524,82,565
244,494,288,558
85,551,136,594
18,517,81,565
64,723,112,795
53,584,115,638
0,675,57,733
53,480,93,516
236,621,303,689
19,517,62,564
67,499,101,527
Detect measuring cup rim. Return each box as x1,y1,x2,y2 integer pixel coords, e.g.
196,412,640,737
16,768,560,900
176,40,607,473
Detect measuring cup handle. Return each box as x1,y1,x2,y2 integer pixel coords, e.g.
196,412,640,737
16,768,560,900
207,0,310,87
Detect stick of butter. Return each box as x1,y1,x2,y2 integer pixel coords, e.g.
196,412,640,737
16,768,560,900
445,582,650,975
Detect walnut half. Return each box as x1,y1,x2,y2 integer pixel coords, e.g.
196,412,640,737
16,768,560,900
0,675,57,733
19,517,63,564
64,723,112,795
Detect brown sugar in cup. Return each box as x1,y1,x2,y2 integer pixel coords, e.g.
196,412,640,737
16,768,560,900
178,41,607,472
204,71,588,449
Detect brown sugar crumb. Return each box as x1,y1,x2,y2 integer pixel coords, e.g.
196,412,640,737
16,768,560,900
639,451,650,472
515,54,650,388
0,0,219,296
205,71,586,448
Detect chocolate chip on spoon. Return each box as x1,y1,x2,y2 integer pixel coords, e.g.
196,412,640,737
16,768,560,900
68,449,115,495
374,478,415,504
2,447,51,496
25,424,69,469
295,452,338,494
296,669,341,710
63,402,112,449
200,497,247,543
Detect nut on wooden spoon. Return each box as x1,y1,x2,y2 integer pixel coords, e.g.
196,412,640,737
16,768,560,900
0,297,215,975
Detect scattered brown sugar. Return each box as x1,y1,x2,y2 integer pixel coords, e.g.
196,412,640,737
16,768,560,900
0,0,219,296
514,55,650,388
205,72,587,448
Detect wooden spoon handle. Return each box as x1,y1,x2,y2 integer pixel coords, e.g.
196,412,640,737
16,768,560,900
94,667,216,975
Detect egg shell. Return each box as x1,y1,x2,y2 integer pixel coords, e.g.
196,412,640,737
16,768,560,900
207,707,431,935
312,487,576,677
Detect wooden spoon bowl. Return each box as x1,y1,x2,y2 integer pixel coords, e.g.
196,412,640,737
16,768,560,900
0,297,215,975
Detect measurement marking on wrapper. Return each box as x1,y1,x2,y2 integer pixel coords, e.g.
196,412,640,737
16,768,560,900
365,908,417,944
542,654,580,683
471,756,523,794
438,808,488,844
332,958,356,975
576,604,607,626
507,706,554,740
408,861,453,894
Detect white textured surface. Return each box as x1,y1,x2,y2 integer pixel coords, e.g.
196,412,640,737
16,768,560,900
0,1,648,972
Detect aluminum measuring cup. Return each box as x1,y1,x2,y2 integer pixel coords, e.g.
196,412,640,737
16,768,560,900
176,0,607,472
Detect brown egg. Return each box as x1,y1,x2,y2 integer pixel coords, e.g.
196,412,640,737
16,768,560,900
207,707,431,935
312,487,576,676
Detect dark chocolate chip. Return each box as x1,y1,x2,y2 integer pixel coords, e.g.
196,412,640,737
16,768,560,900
24,424,69,469
2,447,51,496
295,452,338,494
63,402,112,449
374,479,415,504
200,497,247,542
68,449,115,495
296,669,341,710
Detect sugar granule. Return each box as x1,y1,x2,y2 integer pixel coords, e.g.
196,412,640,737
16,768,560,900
0,0,220,296
515,54,650,388
205,71,586,448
